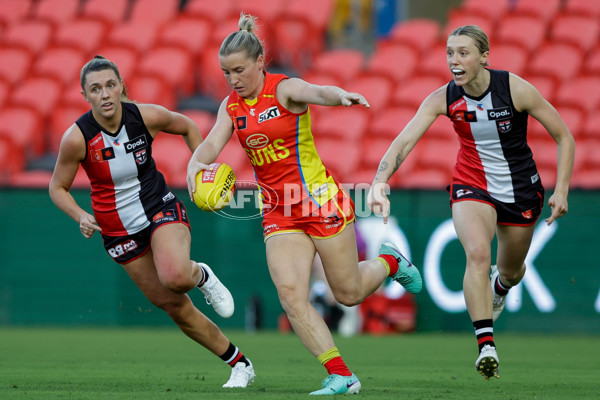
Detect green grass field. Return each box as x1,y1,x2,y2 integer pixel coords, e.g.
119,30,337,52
0,328,598,399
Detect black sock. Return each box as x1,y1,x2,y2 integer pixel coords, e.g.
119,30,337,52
492,275,510,296
473,319,495,352
197,265,209,287
219,342,250,367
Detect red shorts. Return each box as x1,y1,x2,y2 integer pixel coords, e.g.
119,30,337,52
262,188,355,240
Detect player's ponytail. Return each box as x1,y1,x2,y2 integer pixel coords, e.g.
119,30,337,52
219,12,264,61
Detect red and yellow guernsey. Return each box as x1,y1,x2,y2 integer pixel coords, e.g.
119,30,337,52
226,72,339,211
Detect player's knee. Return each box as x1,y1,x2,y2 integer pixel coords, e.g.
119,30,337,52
332,290,362,307
277,285,307,317
161,273,197,294
499,263,526,285
465,245,491,267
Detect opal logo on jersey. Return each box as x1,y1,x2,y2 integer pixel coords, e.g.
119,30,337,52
246,133,269,148
125,136,148,153
258,106,281,123
487,107,513,120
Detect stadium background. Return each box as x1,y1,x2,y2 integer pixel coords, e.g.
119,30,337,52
0,0,598,335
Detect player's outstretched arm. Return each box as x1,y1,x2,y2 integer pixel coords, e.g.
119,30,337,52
509,73,575,225
368,86,447,223
278,77,370,110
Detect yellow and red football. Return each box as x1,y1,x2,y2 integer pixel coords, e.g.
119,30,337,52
193,162,236,212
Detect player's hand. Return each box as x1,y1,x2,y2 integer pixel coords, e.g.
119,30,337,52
367,182,391,224
340,92,370,108
79,214,101,239
186,160,212,201
545,192,568,225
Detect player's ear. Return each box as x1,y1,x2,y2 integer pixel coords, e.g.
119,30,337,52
481,50,489,66
256,54,264,70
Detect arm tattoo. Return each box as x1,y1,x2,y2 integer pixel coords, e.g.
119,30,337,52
375,161,389,181
375,153,405,182
378,161,389,173
393,153,404,172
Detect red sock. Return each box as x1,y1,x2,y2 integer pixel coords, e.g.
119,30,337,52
379,254,399,276
324,356,352,377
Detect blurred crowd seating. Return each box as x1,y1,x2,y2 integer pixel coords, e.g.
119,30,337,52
0,0,598,190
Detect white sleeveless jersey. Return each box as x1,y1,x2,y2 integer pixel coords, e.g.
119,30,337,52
76,103,175,236
446,69,541,203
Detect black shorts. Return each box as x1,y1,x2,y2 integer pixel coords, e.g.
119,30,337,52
447,183,545,226
101,198,190,264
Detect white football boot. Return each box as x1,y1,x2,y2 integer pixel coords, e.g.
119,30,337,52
223,359,255,388
475,344,499,380
197,263,234,318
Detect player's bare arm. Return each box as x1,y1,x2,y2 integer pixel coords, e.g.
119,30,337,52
373,86,447,185
49,125,101,237
187,98,234,198
510,74,575,224
277,78,369,113
368,86,446,223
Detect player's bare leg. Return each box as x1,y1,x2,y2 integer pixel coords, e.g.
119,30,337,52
453,201,499,379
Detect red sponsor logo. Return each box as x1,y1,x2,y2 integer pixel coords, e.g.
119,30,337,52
153,212,164,221
450,98,466,111
202,163,221,183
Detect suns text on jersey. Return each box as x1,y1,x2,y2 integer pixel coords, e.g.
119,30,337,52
244,138,290,166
